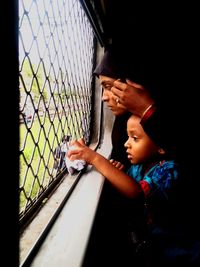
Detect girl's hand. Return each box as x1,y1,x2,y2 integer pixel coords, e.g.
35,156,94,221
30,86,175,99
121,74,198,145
67,138,97,165
109,159,124,171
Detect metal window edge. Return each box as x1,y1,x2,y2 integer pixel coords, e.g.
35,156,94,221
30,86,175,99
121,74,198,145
20,131,112,267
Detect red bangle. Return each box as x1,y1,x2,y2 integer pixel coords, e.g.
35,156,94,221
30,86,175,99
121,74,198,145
140,104,156,125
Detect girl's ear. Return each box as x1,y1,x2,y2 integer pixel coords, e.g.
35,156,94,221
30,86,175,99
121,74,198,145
158,147,166,155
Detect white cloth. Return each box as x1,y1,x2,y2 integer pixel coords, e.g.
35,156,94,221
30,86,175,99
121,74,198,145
64,145,86,174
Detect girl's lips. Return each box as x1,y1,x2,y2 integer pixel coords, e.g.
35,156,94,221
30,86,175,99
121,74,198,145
127,154,132,160
126,152,133,160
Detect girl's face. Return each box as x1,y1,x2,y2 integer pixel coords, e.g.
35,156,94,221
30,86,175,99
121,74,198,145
124,115,162,164
99,75,127,116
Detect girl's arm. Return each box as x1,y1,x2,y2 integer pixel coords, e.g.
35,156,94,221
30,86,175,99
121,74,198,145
67,140,143,199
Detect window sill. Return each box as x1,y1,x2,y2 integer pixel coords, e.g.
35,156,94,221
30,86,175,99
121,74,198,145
20,133,112,267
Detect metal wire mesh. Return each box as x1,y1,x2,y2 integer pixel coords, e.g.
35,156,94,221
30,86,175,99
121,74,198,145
19,0,95,222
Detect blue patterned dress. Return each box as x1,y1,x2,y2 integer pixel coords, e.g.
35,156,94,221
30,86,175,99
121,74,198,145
126,160,191,263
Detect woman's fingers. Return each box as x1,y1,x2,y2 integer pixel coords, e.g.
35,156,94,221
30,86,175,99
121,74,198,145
126,79,145,90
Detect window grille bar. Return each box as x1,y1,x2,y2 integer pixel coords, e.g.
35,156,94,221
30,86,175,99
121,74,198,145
19,0,96,227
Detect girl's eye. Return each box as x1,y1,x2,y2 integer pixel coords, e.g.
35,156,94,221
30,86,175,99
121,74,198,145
132,136,138,141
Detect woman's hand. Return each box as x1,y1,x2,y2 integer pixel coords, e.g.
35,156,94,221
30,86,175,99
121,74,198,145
111,79,155,117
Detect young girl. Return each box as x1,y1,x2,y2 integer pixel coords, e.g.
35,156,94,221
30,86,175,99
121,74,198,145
68,114,178,199
67,114,181,266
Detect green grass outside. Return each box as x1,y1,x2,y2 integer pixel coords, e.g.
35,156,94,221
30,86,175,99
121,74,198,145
19,112,84,212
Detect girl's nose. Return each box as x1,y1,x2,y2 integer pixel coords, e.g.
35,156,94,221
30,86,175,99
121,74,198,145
124,139,129,148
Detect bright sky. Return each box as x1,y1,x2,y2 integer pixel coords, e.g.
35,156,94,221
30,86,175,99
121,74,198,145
19,0,94,86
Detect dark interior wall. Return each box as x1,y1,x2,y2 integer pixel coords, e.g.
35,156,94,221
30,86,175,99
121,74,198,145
4,1,19,267
98,0,199,158
96,0,199,162
98,1,198,81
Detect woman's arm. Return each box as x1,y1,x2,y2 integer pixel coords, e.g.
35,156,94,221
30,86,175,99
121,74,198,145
111,79,176,154
111,79,155,117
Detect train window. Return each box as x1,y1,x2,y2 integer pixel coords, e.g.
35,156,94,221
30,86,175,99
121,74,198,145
15,1,199,267
18,0,110,265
